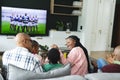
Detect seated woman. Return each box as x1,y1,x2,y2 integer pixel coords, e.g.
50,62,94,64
51,35,89,76
42,48,63,72
97,45,120,72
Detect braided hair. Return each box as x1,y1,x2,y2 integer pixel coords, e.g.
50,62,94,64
66,35,91,73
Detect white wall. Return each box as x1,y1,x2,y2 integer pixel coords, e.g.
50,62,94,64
0,31,84,51
90,0,116,51
78,0,116,52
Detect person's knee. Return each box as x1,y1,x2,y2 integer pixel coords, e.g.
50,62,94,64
97,58,108,69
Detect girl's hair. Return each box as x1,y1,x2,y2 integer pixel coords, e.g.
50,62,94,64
48,48,60,64
31,40,39,48
31,40,39,54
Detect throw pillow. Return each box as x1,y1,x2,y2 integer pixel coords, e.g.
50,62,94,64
101,64,120,73
0,73,4,80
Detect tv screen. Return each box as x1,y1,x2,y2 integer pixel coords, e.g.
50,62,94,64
1,6,48,36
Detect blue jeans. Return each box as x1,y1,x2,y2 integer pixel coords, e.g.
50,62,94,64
97,58,108,69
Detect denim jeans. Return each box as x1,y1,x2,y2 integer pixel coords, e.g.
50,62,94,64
97,58,108,69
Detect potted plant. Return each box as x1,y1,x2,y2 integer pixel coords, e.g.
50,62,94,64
56,21,64,31
39,44,49,59
39,44,49,52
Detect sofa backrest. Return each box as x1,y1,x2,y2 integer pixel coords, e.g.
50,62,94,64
8,63,71,80
0,73,4,80
85,73,120,80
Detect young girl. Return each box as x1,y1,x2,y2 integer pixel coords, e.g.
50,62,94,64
31,40,39,54
31,40,45,65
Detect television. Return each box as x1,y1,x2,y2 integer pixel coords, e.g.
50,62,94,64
1,6,48,36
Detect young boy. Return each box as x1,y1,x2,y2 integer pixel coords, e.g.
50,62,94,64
42,48,63,72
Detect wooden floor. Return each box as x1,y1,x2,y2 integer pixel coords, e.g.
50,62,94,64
90,51,113,59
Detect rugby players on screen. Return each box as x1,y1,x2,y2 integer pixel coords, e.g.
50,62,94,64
14,14,19,31
34,15,38,32
10,13,15,31
22,13,29,32
17,15,23,32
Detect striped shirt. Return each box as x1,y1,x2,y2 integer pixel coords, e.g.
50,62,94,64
2,47,43,73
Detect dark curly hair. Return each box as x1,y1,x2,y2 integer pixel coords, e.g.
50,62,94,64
31,40,39,48
48,48,60,64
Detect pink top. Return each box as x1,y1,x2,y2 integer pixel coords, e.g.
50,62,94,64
60,47,88,76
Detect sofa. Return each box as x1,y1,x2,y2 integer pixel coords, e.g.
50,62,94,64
0,63,120,80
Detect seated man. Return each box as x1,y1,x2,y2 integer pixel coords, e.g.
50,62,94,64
2,33,43,79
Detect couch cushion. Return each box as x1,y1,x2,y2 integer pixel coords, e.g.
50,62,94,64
101,64,120,72
31,75,86,80
8,63,71,80
0,73,4,80
85,73,120,80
